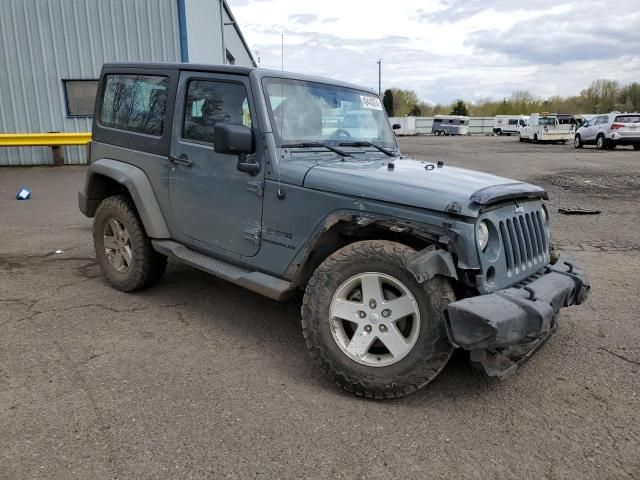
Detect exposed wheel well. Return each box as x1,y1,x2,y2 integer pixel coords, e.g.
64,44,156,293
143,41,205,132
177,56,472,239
85,174,131,216
291,218,442,289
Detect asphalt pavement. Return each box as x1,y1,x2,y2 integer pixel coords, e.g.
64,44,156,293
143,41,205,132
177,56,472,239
1,136,639,479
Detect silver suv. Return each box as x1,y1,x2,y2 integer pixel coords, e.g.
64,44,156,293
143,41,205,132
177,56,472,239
574,112,640,150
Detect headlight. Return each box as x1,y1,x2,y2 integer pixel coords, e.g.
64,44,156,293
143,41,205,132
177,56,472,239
477,220,489,251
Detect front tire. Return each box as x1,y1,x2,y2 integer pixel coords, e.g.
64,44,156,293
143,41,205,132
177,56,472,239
93,195,167,292
301,241,454,399
574,134,583,148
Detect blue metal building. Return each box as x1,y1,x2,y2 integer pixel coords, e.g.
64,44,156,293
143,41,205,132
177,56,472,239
0,0,256,165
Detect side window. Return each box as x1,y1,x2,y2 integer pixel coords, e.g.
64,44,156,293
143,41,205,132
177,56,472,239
99,74,169,136
596,116,608,125
182,80,251,144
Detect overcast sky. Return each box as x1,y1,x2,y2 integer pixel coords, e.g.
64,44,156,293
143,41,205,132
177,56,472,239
227,0,640,105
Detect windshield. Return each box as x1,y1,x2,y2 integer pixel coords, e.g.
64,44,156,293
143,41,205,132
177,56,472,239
539,117,557,126
262,78,396,148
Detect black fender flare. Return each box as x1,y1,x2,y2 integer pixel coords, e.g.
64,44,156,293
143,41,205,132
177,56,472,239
406,248,458,283
81,159,171,238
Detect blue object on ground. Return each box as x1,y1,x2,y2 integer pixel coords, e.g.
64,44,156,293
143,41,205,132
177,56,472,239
16,186,32,200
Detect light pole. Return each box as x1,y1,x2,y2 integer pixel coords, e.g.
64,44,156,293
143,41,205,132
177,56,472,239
377,59,381,97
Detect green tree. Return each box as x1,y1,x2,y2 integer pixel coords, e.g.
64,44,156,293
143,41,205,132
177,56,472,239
450,99,469,116
382,89,394,116
409,104,422,116
580,79,620,113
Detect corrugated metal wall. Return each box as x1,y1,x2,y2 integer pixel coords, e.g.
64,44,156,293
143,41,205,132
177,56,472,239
184,0,224,64
0,0,181,166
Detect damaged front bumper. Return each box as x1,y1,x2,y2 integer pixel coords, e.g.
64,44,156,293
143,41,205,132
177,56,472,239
444,256,590,378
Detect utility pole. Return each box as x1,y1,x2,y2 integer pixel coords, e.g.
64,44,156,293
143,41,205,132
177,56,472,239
377,59,381,97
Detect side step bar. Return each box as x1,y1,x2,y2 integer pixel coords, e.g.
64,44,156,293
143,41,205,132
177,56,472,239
151,240,293,301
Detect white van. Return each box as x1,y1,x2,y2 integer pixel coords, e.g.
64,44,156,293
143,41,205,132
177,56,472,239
493,115,529,136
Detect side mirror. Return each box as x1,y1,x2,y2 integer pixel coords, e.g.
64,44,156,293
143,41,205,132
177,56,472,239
214,123,259,175
214,123,255,155
392,123,401,130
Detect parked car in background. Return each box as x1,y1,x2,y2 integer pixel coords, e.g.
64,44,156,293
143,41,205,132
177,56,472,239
519,113,575,144
432,115,469,136
493,115,529,136
574,112,640,150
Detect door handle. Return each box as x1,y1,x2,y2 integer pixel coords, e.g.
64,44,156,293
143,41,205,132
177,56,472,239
170,155,193,167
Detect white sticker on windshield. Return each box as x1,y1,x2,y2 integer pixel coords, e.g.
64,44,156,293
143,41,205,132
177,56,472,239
360,95,383,110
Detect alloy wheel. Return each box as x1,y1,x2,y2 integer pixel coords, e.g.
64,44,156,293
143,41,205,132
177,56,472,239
329,272,420,367
103,218,133,272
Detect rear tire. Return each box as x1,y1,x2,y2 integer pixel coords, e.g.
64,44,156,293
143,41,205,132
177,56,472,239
496,129,502,136
596,134,606,150
633,145,640,151
301,240,455,399
533,134,539,143
93,195,167,292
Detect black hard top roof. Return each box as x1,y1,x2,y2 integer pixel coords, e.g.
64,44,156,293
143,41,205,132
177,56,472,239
103,62,255,75
101,63,376,94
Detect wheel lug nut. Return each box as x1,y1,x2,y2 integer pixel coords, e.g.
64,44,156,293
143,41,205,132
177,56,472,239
379,325,388,333
369,299,377,309
364,325,372,333
382,309,391,318
358,311,366,319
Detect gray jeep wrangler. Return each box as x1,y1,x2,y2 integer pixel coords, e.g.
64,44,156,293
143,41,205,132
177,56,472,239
79,63,589,398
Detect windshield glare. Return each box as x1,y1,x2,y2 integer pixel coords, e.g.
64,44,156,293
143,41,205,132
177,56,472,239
263,78,396,148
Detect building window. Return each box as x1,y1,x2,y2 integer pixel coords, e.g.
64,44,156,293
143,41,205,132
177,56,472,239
99,74,169,136
63,79,99,117
226,49,235,65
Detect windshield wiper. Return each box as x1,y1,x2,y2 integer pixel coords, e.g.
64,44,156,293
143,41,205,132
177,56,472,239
339,141,396,157
281,142,351,157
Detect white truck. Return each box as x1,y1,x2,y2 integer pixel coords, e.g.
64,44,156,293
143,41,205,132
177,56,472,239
493,115,529,136
519,113,575,144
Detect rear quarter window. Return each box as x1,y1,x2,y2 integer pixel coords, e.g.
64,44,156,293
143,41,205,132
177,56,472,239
99,74,169,136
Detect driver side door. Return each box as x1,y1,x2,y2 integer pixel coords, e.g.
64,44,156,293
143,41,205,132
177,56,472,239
168,72,263,257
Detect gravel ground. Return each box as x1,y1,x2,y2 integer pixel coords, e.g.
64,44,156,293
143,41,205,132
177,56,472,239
1,136,639,479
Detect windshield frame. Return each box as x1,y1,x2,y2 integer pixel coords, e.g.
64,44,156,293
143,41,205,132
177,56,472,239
261,76,398,150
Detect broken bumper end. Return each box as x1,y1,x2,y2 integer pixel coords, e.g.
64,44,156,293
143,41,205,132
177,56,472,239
444,256,589,378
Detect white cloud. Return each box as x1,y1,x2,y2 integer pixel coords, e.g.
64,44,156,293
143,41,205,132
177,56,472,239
228,0,640,104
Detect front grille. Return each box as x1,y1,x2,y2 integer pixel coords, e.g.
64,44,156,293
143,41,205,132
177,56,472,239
498,210,547,275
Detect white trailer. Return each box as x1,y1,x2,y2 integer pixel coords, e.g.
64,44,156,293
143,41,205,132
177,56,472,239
493,115,529,135
389,116,417,136
519,113,575,143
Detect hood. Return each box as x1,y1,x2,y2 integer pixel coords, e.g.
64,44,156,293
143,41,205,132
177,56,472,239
302,157,547,217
